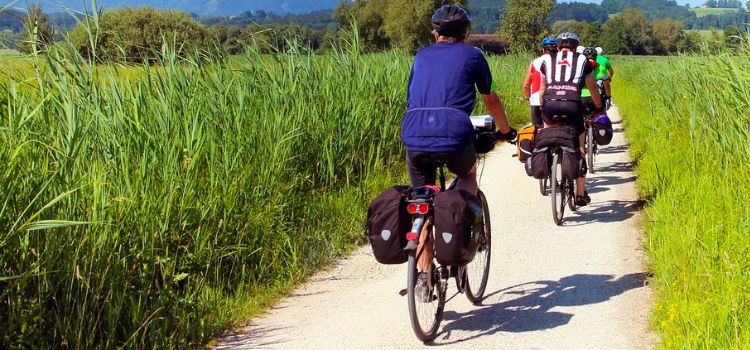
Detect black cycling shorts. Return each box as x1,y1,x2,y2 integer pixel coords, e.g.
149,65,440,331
406,143,477,188
530,106,543,128
542,100,584,135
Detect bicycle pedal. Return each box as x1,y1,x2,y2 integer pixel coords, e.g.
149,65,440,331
398,289,407,296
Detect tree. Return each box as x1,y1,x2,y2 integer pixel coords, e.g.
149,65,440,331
68,7,214,63
384,0,469,53
334,0,391,51
498,0,554,52
551,20,598,47
600,9,656,55
652,18,686,54
746,0,750,10
723,25,745,50
17,4,54,54
334,0,470,52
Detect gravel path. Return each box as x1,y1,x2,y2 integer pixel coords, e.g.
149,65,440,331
216,105,656,349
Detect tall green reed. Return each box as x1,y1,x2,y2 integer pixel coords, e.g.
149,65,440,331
615,52,750,349
0,11,531,346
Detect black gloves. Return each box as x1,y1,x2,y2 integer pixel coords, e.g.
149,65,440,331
495,127,517,142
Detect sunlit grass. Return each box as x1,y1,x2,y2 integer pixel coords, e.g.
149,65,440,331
615,51,750,349
0,26,533,348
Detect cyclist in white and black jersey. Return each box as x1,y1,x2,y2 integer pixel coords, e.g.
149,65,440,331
538,32,602,206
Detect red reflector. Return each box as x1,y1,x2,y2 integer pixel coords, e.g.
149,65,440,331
417,203,429,214
407,203,417,214
406,232,418,241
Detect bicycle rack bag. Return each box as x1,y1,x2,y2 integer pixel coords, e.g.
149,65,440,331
517,124,536,163
593,114,613,145
432,190,481,266
366,185,410,264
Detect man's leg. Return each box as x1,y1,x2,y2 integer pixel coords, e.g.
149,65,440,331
418,219,433,272
604,79,612,98
406,152,436,273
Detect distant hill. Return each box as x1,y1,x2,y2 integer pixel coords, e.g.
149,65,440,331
38,0,342,16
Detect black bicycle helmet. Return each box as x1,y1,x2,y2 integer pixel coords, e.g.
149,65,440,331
431,5,470,38
556,32,580,50
582,46,598,60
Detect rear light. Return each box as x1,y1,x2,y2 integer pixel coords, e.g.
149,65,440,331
407,203,418,214
407,203,429,214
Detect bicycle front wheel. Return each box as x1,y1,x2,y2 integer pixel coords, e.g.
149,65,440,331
550,153,566,226
465,190,492,304
407,251,444,342
587,126,595,174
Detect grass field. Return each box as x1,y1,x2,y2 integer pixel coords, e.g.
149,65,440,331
0,41,530,348
689,7,739,17
6,31,748,348
614,53,750,349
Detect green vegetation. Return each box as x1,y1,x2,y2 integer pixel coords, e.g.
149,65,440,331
333,0,470,53
0,36,411,346
498,0,554,52
0,26,530,347
614,54,750,348
690,7,739,17
67,7,214,62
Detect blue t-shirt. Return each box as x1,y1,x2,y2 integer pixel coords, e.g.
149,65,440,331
401,42,493,152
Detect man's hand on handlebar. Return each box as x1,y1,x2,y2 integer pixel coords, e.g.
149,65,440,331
495,127,517,143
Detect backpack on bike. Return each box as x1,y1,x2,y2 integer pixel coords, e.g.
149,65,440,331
365,185,410,264
593,114,613,145
432,190,481,266
517,124,536,163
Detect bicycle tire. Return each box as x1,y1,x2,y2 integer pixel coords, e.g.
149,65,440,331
567,178,578,212
587,126,595,174
465,190,491,304
539,177,548,196
551,152,566,226
407,252,444,342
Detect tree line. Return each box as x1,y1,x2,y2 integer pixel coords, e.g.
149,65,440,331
5,1,748,62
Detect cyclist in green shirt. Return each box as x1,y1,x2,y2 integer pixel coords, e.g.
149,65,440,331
581,47,611,109
595,47,614,101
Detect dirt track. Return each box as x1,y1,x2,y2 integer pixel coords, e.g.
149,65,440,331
216,105,656,349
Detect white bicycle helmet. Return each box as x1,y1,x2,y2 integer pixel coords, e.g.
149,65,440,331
595,46,604,55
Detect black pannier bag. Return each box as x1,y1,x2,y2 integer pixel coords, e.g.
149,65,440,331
561,148,587,179
432,190,482,266
529,148,550,179
533,126,582,180
365,185,410,264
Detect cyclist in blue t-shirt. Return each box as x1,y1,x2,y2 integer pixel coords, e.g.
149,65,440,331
402,5,515,196
401,4,515,301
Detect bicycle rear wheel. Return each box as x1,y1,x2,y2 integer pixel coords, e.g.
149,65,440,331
587,126,595,174
407,251,444,342
465,190,491,304
550,153,566,226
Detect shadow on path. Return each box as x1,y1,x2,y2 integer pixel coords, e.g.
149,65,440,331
564,200,645,226
217,325,291,349
434,273,648,345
